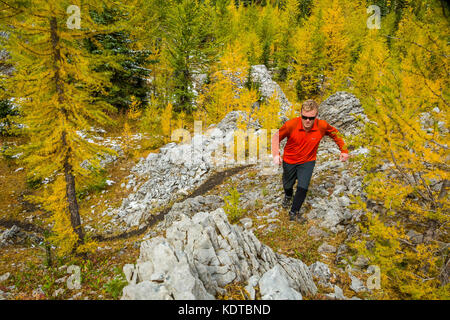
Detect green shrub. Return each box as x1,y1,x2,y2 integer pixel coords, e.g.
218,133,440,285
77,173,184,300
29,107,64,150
103,267,128,300
223,186,246,223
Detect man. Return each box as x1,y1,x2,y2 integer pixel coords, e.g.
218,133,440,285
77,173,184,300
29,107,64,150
271,99,349,222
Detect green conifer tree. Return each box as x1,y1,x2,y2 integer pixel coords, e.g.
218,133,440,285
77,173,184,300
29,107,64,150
163,0,217,114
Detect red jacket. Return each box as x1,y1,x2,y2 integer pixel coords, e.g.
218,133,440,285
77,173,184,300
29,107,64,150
272,117,348,164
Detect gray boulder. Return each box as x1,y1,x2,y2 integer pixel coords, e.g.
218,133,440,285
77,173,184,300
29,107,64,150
121,208,317,300
309,262,332,287
250,65,292,123
318,91,367,136
259,265,303,300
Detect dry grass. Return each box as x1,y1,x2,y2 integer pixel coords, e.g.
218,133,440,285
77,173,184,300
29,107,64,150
0,112,160,300
0,236,141,300
217,281,251,300
0,114,368,300
0,136,30,222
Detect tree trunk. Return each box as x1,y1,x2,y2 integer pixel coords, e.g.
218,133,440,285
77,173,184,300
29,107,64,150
50,17,84,245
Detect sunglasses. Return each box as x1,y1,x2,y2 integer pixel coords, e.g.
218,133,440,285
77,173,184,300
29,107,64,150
301,115,316,121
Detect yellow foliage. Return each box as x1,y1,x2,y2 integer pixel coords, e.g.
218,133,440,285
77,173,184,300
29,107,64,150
254,91,281,133
217,40,249,83
242,32,263,66
128,96,142,121
27,175,79,257
121,121,133,158
349,1,449,299
76,238,99,255
175,111,186,131
1,1,132,255
291,0,366,97
139,94,162,135
197,39,258,127
161,102,173,138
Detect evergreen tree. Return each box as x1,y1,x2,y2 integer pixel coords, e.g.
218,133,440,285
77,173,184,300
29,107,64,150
163,0,217,114
321,0,351,93
291,4,326,99
84,7,153,112
1,0,137,255
273,0,299,81
350,1,449,299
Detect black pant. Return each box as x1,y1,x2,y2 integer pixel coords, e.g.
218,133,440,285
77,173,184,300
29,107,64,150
282,160,315,213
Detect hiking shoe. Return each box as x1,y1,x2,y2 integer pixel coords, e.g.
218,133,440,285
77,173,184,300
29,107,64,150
282,195,293,209
289,210,298,221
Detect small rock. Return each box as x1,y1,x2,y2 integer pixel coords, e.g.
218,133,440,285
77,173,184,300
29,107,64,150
32,287,45,298
406,229,423,245
52,288,65,298
325,285,347,300
70,292,82,300
318,242,337,254
55,276,67,284
307,226,329,239
268,210,279,218
259,265,302,300
0,272,10,282
239,218,252,230
349,273,367,293
354,256,369,269
309,262,332,287
263,224,279,234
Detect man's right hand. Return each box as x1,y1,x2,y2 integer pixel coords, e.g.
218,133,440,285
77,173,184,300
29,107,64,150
273,155,282,166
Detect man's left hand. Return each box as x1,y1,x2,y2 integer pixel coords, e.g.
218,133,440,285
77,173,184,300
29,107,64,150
340,152,349,162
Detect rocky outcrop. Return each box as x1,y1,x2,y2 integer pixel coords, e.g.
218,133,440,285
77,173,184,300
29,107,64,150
108,64,372,300
159,195,224,230
309,261,333,288
318,91,367,136
250,65,292,123
103,111,243,229
258,265,303,300
121,208,317,300
119,90,369,300
104,65,296,230
0,225,42,247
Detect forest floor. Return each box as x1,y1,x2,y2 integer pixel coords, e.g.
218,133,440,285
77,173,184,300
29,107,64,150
0,114,365,300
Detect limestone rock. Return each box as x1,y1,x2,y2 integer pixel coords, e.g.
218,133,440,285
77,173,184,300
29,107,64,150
349,273,367,293
309,262,332,287
318,242,337,254
307,226,330,239
250,65,292,123
122,208,317,300
259,265,302,300
244,275,259,300
318,91,366,136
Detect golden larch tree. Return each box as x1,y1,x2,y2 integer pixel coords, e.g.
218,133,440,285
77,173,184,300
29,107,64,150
1,0,140,254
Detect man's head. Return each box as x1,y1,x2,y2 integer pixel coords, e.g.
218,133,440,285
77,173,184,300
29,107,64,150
301,99,319,131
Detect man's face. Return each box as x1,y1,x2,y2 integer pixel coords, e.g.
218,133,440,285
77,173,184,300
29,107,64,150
301,109,318,131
